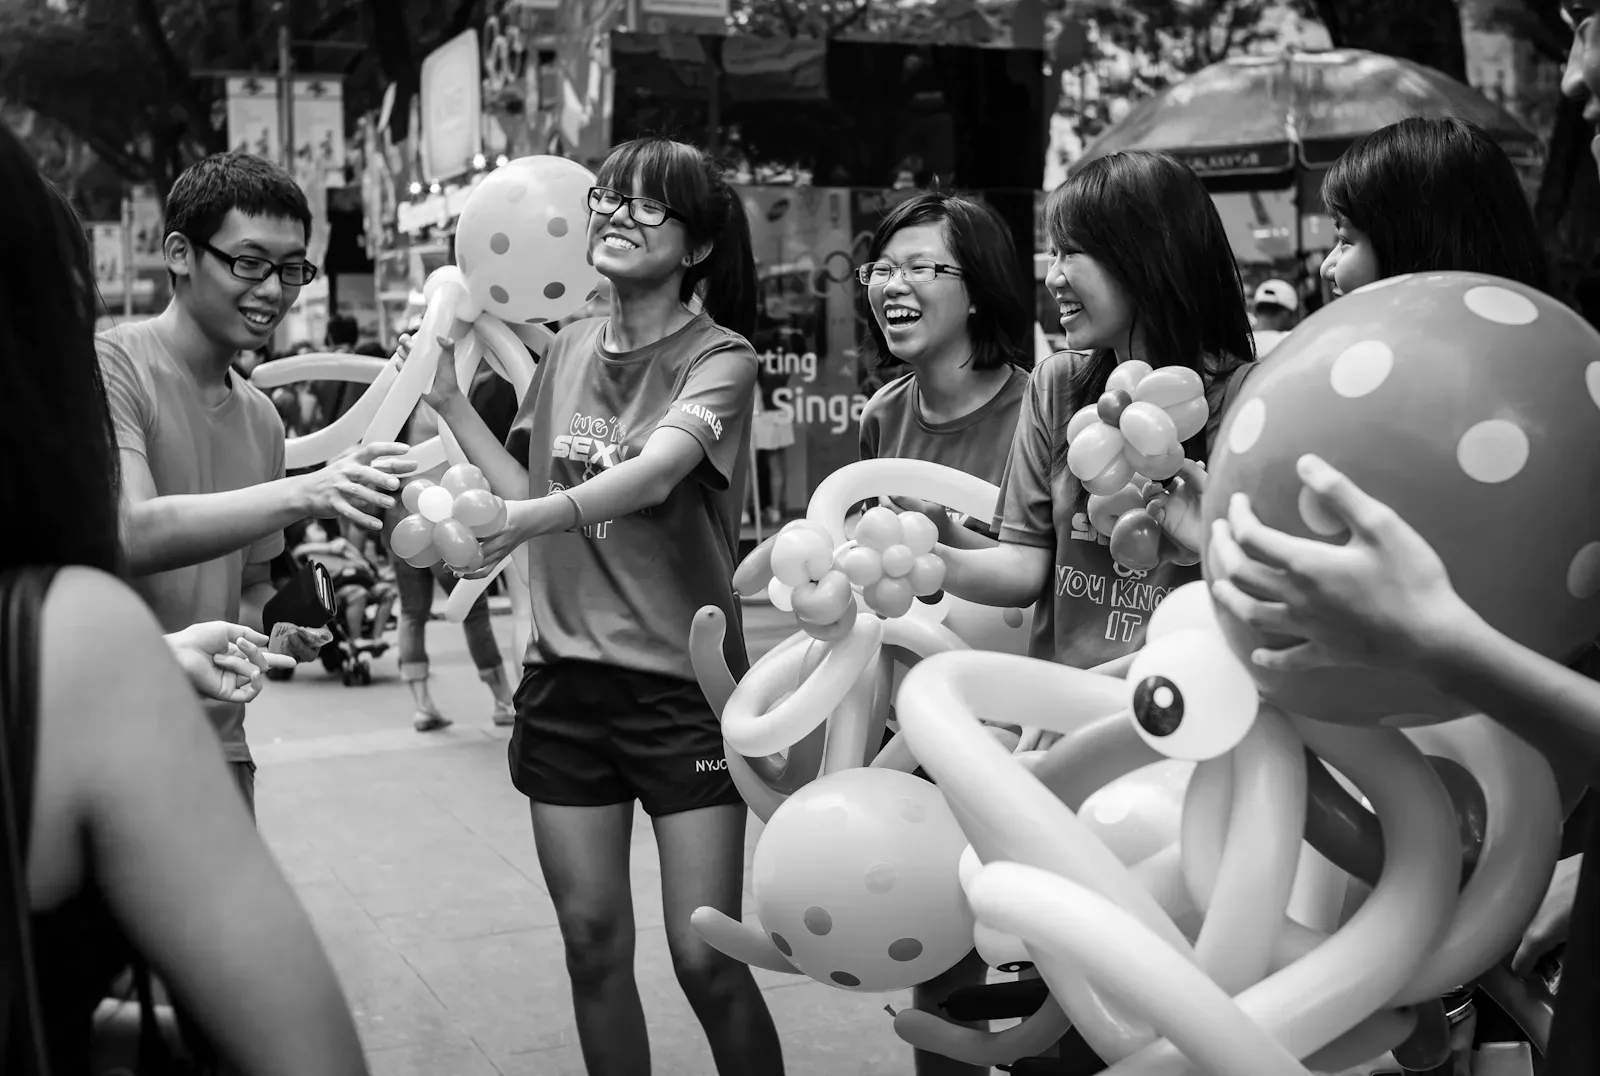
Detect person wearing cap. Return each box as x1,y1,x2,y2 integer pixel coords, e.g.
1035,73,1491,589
1250,278,1299,357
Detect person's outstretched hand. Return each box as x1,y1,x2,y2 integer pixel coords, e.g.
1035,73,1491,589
1513,855,1582,976
166,622,296,704
301,442,416,530
1206,454,1475,672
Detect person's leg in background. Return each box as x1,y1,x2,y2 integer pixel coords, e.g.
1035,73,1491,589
759,448,786,527
433,564,516,725
392,553,449,731
336,583,369,647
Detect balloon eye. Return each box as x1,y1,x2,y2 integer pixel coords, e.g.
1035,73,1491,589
1125,629,1259,761
1133,676,1184,737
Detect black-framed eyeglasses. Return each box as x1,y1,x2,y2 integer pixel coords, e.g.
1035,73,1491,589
191,237,318,287
856,261,964,286
587,186,684,228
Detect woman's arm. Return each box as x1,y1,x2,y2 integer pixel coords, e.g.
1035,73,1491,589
434,393,530,501
472,426,710,567
31,569,366,1076
938,539,1053,610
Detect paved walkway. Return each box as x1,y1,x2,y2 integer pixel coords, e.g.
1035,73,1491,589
249,602,923,1075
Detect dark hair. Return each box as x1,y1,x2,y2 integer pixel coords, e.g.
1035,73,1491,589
164,151,312,282
1047,151,1253,470
594,138,757,339
327,314,359,348
1321,118,1548,289
0,123,123,576
858,192,1033,372
355,341,389,358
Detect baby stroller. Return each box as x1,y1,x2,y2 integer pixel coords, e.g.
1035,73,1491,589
268,522,397,686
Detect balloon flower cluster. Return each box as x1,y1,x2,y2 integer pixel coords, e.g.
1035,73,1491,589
389,464,508,572
1066,360,1208,570
768,507,946,640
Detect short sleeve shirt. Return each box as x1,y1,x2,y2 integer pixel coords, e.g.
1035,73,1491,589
997,352,1252,669
857,366,1028,490
508,314,757,682
98,320,286,763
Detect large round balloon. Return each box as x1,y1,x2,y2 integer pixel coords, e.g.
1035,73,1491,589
750,768,974,992
1203,272,1600,725
455,155,602,326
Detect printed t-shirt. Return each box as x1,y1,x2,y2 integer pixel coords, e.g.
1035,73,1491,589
996,352,1253,668
508,313,757,682
98,319,287,762
858,365,1028,489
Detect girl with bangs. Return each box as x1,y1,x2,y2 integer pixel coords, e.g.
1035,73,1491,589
938,151,1258,675
1318,116,1548,297
404,137,783,1074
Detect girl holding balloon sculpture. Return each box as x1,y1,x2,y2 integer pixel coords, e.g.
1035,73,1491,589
855,192,1033,1076
397,137,784,1076
936,151,1257,674
1317,117,1548,297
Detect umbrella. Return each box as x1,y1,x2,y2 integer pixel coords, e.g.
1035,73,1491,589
1075,48,1542,192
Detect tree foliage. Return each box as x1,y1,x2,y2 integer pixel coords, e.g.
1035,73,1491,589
0,0,486,197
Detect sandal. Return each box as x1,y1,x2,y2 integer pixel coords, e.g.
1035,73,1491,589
413,708,452,733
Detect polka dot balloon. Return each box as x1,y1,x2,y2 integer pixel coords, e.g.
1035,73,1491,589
1203,272,1600,726
454,155,603,326
750,767,975,993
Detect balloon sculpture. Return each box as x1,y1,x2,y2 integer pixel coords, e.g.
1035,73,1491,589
250,155,603,645
699,272,1590,1073
390,464,509,572
1068,361,1209,571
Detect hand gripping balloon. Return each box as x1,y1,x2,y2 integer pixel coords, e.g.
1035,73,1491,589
888,579,1562,1073
1203,271,1600,728
1068,360,1209,571
389,464,509,572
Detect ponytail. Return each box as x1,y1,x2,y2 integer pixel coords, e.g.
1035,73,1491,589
594,137,759,341
682,178,756,340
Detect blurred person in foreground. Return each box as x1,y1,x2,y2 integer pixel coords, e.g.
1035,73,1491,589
0,120,366,1076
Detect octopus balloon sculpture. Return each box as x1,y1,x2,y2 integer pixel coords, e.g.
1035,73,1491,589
891,273,1598,1072
252,155,604,647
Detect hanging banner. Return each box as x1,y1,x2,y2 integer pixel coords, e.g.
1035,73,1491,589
721,36,827,102
551,0,623,163
127,188,166,271
420,30,484,183
90,223,125,294
226,76,281,161
292,77,347,187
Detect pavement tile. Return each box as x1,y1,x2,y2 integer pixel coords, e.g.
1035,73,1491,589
366,1035,501,1076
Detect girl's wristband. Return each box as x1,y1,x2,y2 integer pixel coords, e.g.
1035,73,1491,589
558,490,586,532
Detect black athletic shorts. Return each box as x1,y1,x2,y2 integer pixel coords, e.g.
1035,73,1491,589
508,659,745,818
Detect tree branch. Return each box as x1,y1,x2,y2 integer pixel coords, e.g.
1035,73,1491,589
828,0,874,34
131,0,219,151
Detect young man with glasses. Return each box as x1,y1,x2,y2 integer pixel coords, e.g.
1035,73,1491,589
96,152,411,811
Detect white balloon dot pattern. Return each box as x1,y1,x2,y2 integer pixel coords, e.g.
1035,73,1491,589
548,217,569,237
489,232,510,255
506,184,527,204
1463,285,1538,326
831,971,861,987
1587,363,1600,412
1456,420,1529,484
1228,398,1266,455
544,282,566,300
1568,542,1600,600
490,285,510,305
1329,340,1394,398
1299,486,1348,537
770,932,792,956
804,906,833,935
899,798,928,824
